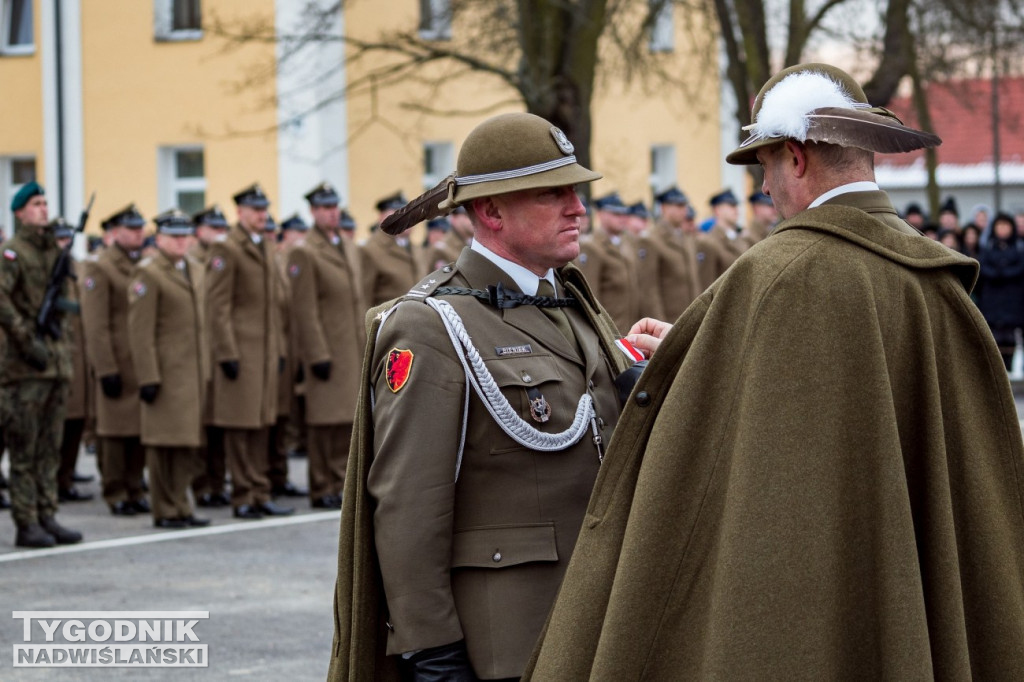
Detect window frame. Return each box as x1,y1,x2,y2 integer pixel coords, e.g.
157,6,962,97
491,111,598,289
418,0,452,41
158,146,207,214
650,144,677,198
648,0,675,54
0,156,38,238
422,141,455,190
1,0,35,56
154,0,203,43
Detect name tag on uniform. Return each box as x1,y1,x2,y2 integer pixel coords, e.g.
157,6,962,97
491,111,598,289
495,344,532,357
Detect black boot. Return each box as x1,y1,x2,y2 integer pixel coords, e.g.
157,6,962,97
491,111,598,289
40,516,83,544
16,523,56,548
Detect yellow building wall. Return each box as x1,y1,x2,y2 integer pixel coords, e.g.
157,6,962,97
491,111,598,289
81,0,279,230
0,0,45,173
341,1,722,237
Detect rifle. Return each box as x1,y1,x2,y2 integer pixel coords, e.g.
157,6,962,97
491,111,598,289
37,192,95,340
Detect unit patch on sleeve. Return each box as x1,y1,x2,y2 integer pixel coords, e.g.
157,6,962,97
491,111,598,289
385,348,414,393
83,276,96,291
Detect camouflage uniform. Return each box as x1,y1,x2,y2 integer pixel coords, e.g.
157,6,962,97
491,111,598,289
0,222,73,528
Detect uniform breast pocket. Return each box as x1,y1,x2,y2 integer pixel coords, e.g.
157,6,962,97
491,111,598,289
451,523,558,569
483,354,567,428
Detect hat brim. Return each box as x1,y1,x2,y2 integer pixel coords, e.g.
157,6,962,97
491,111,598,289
443,163,601,209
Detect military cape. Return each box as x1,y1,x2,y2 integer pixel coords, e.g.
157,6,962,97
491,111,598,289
524,203,1024,680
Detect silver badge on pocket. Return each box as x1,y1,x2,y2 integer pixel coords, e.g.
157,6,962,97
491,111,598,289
529,394,551,423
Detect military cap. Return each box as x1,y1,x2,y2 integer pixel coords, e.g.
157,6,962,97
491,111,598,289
233,182,270,208
594,192,630,215
452,204,467,215
264,213,278,233
749,191,774,206
654,186,688,205
305,181,341,207
153,208,194,236
50,217,74,239
11,181,44,212
280,213,309,232
340,210,357,231
727,63,940,165
939,196,959,216
87,235,104,252
437,112,600,211
375,191,407,213
102,203,146,230
143,235,157,249
628,202,650,219
710,189,739,207
427,216,451,232
904,202,925,218
192,204,229,228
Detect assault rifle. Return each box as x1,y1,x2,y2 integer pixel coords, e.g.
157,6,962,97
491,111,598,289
37,192,95,340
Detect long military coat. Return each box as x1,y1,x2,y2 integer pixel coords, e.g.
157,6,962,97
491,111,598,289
127,252,208,448
360,229,420,307
288,227,365,426
649,219,702,321
419,229,468,278
576,228,641,335
81,245,141,436
327,250,633,681
273,246,297,419
525,192,1024,680
66,276,88,420
0,226,72,383
206,226,280,429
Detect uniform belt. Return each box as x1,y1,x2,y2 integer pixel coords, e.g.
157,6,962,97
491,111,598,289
434,282,579,310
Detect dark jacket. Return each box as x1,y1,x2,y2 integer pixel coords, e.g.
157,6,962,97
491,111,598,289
977,236,1024,330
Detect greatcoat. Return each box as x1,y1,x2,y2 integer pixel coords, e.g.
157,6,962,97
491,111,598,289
127,252,208,448
576,228,641,335
359,229,420,307
525,192,1024,680
648,219,702,321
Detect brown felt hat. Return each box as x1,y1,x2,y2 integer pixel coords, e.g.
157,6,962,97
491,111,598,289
726,63,940,165
438,113,601,210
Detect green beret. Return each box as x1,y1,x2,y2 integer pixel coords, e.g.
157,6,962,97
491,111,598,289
11,181,44,212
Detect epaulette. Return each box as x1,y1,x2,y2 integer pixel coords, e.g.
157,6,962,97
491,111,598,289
403,263,459,301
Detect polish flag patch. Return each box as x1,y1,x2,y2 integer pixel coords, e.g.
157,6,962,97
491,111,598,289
385,348,414,393
615,337,645,364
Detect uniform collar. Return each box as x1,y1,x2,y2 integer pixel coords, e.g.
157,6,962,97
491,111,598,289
470,239,555,295
809,181,880,209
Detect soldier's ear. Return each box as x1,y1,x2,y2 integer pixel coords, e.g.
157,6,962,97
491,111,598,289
470,198,503,233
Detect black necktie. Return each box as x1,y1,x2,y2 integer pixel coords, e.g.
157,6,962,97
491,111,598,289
537,279,578,351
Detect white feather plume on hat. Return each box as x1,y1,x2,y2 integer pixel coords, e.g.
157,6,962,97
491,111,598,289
743,71,866,142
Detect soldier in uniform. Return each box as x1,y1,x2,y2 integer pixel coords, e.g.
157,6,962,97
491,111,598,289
52,219,93,503
268,212,308,499
81,204,150,517
647,186,703,320
626,201,665,320
360,191,420,307
421,205,474,276
0,182,83,547
127,209,210,529
189,205,230,507
695,190,742,292
576,191,641,334
287,181,365,510
738,190,779,251
206,183,292,519
328,112,639,680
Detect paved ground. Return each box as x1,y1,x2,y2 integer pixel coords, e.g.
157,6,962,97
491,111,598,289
0,452,341,681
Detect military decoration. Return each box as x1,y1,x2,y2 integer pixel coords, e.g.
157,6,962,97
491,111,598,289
211,256,226,272
529,394,551,423
132,281,147,298
288,263,300,278
385,348,414,393
83,276,96,291
2,249,16,261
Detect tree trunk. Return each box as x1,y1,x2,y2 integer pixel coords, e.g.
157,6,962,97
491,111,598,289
862,0,912,106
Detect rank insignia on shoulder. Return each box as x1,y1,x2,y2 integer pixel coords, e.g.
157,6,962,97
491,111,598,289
288,263,300,278
132,281,147,297
385,348,414,393
211,256,226,271
3,249,16,261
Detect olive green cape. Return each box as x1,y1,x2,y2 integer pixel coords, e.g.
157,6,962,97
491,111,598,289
525,204,1024,680
326,262,628,681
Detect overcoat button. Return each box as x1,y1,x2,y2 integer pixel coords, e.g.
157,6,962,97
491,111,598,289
521,373,531,383
635,391,651,406
492,552,502,562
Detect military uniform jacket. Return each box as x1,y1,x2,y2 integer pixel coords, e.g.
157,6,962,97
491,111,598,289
81,245,141,436
206,225,280,429
630,231,665,321
189,240,216,424
274,247,296,417
360,229,420,307
576,229,641,335
737,216,776,252
288,227,365,426
419,230,468,278
127,252,208,448
66,276,88,419
649,219,703,321
526,192,1024,680
695,227,738,293
0,227,72,383
327,249,633,681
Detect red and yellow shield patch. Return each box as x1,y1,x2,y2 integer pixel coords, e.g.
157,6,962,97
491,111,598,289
385,348,414,393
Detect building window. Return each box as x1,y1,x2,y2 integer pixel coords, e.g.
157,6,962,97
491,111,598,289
649,0,674,53
158,147,206,215
419,0,452,41
2,0,34,55
0,157,37,238
155,0,203,42
423,141,454,190
650,144,677,198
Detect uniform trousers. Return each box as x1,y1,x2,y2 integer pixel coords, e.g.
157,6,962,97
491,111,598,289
267,415,290,490
57,418,85,491
99,436,146,506
307,423,352,499
192,425,226,496
146,446,202,521
0,380,67,526
224,427,270,506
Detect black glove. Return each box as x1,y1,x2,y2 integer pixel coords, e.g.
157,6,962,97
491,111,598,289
24,338,48,371
220,360,239,381
100,373,123,398
279,356,286,374
406,641,477,682
310,360,332,381
613,359,648,405
139,383,160,404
